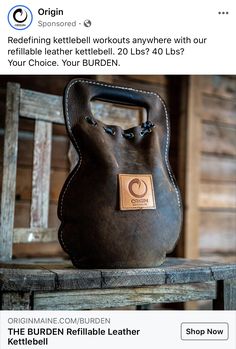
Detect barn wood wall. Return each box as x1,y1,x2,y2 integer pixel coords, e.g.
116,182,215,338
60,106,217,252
197,76,236,262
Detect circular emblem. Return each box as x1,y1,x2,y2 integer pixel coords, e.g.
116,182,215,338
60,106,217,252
8,5,33,30
128,178,148,198
84,19,92,27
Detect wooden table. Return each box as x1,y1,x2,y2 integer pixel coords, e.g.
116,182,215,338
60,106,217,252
0,258,236,310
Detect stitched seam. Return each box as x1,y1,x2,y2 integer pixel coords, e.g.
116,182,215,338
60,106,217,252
59,80,83,253
59,79,182,254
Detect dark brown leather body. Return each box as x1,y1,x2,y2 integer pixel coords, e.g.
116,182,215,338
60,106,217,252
58,79,182,268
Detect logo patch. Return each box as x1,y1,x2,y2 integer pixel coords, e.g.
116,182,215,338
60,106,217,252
118,174,156,210
8,5,33,30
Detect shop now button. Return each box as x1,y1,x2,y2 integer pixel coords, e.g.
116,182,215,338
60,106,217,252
181,322,229,340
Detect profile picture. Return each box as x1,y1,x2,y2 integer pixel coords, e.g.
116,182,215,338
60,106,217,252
8,5,33,30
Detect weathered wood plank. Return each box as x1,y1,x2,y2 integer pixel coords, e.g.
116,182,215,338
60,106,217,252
202,95,236,125
200,76,236,100
210,264,236,280
0,267,55,292
0,117,67,136
30,120,52,228
0,264,101,291
100,260,236,285
101,268,165,288
0,167,68,202
0,132,70,170
0,83,20,261
201,75,236,98
0,258,235,295
51,269,101,290
201,123,236,156
200,211,236,253
20,89,64,124
213,279,236,310
33,282,216,310
101,258,222,289
13,228,58,243
201,154,236,182
202,111,236,127
1,292,31,310
199,183,236,208
165,265,214,284
223,280,236,310
179,76,202,258
14,201,60,228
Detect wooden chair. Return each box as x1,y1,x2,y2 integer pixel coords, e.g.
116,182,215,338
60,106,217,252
0,82,236,310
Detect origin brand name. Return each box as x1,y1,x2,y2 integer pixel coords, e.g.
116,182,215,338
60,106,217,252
38,8,64,17
131,199,148,203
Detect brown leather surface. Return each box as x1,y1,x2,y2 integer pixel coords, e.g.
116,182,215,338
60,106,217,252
58,79,182,268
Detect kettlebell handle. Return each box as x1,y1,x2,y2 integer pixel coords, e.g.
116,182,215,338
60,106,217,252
64,79,165,126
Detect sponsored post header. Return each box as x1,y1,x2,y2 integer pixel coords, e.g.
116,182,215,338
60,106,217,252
0,0,235,74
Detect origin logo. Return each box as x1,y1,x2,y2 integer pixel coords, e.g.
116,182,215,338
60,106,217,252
8,5,33,30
